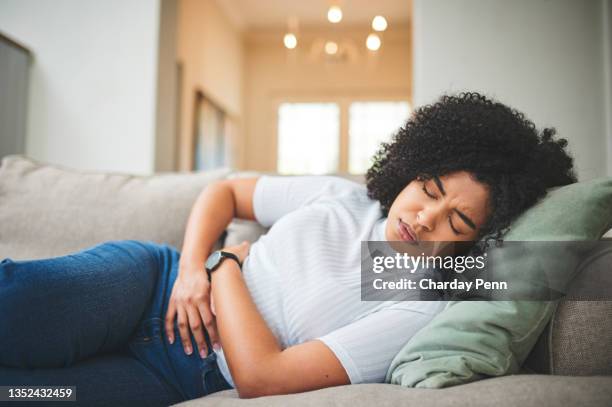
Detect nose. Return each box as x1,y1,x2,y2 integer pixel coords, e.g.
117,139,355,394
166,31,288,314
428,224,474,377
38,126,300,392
416,208,437,232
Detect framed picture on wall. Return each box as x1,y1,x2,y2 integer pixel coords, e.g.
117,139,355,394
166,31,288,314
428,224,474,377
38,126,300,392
192,91,227,171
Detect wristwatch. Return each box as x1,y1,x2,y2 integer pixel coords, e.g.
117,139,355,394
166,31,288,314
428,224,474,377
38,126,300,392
205,250,242,282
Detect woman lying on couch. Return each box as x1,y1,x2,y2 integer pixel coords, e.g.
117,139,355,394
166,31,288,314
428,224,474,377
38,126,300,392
0,92,576,405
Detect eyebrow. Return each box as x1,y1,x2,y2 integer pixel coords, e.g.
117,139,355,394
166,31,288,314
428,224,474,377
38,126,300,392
432,176,477,230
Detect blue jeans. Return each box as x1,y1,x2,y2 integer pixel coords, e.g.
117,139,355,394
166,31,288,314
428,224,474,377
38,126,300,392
0,240,232,406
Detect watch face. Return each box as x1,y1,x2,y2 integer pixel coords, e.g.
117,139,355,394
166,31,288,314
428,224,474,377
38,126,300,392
205,251,222,270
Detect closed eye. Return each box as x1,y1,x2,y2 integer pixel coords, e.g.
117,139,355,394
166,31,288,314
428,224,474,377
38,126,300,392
448,216,462,235
422,184,438,200
423,179,465,235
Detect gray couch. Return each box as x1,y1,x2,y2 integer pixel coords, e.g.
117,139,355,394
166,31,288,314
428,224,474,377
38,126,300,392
1,155,611,407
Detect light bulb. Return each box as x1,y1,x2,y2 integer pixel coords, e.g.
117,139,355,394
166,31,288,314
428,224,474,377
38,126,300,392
327,6,343,23
325,41,339,55
372,16,388,32
366,33,381,51
283,33,297,49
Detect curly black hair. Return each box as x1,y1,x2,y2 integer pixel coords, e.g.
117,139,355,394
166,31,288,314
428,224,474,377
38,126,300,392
366,92,576,240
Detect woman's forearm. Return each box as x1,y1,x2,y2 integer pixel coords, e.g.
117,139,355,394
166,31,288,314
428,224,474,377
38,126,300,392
179,181,236,271
211,261,283,398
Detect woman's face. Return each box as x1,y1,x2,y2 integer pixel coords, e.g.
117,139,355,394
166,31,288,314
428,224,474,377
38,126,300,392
385,171,491,242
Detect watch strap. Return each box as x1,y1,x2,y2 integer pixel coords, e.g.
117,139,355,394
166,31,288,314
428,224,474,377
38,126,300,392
205,250,242,282
218,251,241,268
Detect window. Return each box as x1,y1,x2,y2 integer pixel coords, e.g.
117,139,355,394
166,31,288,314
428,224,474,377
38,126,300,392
348,101,411,174
276,99,410,175
277,103,340,175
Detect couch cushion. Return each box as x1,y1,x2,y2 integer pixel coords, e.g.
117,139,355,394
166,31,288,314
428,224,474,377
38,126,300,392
0,155,229,260
525,243,612,376
551,300,612,375
223,219,269,247
174,375,612,407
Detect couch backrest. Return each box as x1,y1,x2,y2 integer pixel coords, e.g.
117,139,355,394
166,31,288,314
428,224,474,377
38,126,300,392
0,155,229,260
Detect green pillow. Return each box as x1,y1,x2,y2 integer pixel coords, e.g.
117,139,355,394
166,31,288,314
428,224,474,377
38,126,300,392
385,177,612,388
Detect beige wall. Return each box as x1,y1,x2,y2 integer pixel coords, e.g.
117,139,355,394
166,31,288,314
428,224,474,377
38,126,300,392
243,24,411,171
177,0,244,171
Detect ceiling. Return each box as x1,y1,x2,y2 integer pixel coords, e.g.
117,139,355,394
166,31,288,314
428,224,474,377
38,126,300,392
217,0,412,30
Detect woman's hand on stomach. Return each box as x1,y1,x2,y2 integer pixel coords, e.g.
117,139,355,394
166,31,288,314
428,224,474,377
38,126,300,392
165,263,218,359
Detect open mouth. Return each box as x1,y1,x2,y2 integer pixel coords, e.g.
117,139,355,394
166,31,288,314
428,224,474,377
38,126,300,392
398,219,417,242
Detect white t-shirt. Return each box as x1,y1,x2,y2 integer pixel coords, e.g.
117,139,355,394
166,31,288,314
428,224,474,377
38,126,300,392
214,175,445,387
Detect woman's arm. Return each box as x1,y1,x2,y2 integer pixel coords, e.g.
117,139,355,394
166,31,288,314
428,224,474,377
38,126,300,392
212,243,350,399
179,178,258,267
164,177,259,358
